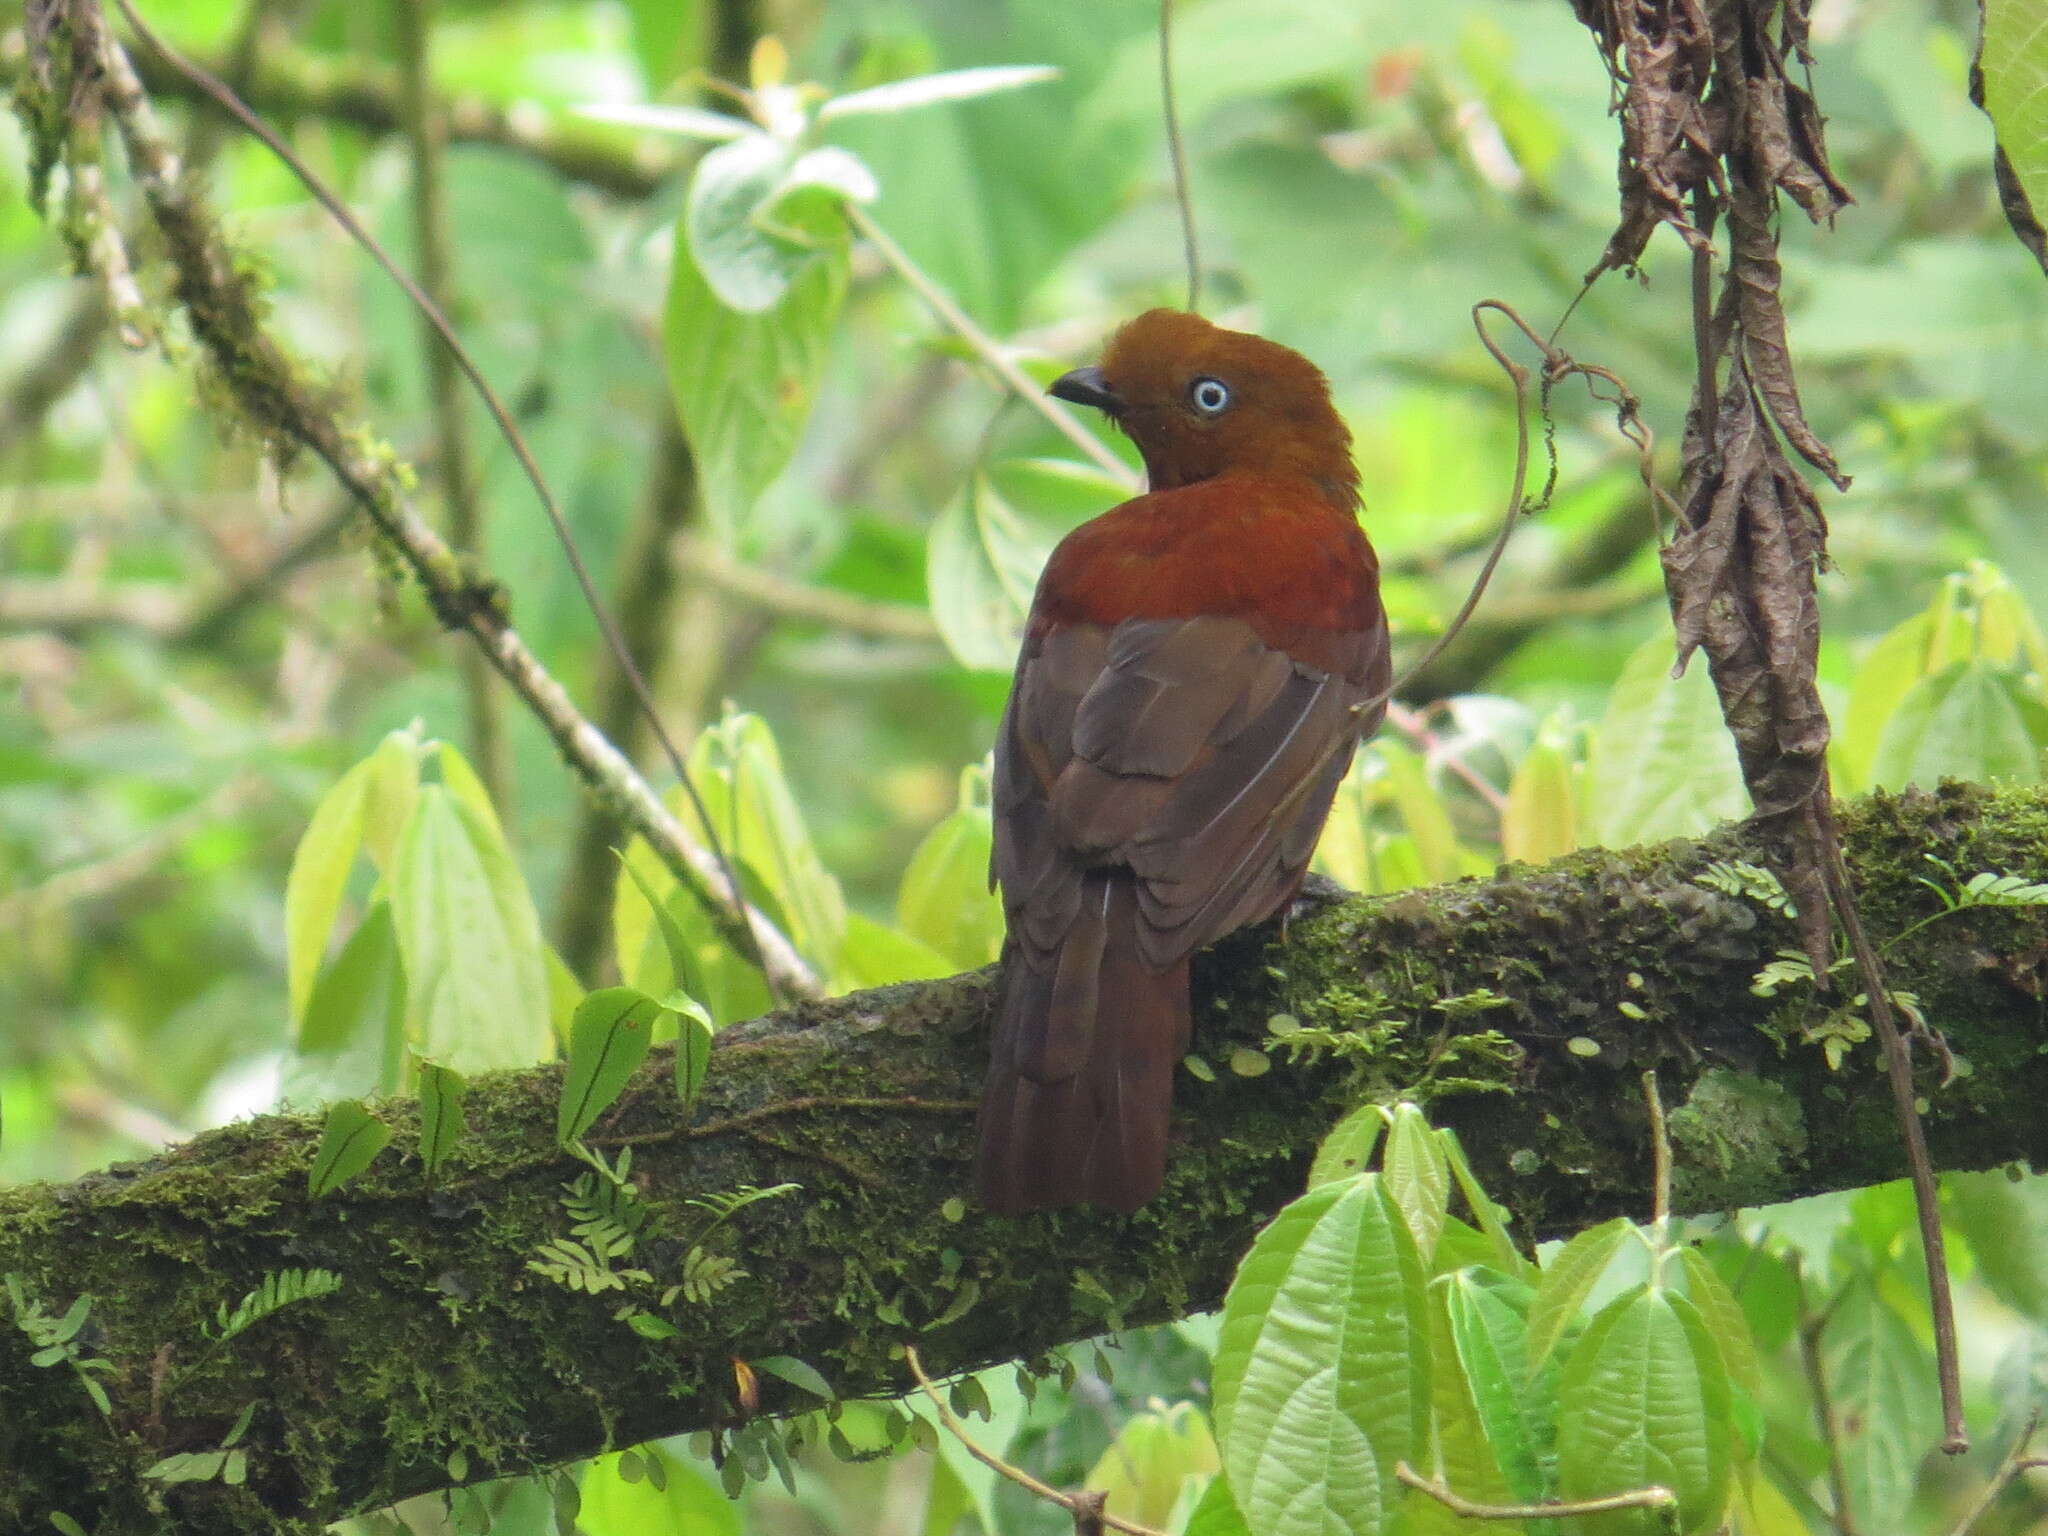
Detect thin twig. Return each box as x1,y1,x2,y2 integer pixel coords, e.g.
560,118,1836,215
1395,1463,1675,1521
1947,1413,2048,1536
101,0,804,997
1383,702,1508,813
1157,0,1199,314
901,1346,1170,1536
1821,830,1967,1453
79,0,820,999
845,205,1137,489
393,0,505,807
1642,1069,1671,1232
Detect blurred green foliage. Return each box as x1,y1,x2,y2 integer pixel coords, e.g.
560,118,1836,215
4,0,2048,1530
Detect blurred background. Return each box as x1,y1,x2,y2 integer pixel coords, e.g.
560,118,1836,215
3,0,2046,1529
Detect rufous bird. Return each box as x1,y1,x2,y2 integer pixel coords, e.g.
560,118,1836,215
975,309,1390,1215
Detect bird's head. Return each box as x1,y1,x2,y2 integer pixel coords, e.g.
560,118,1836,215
1049,309,1357,506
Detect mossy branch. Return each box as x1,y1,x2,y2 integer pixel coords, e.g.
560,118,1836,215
5,782,2048,1533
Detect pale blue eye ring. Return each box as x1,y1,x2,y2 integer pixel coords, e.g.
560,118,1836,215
1188,376,1232,416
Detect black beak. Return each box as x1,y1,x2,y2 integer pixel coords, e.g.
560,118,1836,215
1049,365,1123,417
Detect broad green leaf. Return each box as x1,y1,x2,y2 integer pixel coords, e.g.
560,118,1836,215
1585,637,1748,847
1524,1217,1632,1373
308,1100,394,1197
1439,1128,1536,1283
284,760,370,1023
558,988,660,1145
618,850,700,998
1676,1248,1763,1401
1947,1168,2048,1320
1184,1471,1254,1536
390,787,553,1075
435,741,504,839
1408,1273,1524,1536
292,900,406,1101
416,1061,467,1176
1213,1173,1429,1536
1379,746,1467,886
837,912,957,986
1869,659,2048,790
1838,610,1937,793
821,64,1061,119
1443,1270,1546,1503
1308,1105,1384,1189
1383,1102,1450,1263
1083,1401,1221,1531
578,1448,738,1536
897,770,1004,969
1980,0,2048,274
1555,1286,1730,1536
682,133,864,313
1825,1274,1938,1529
1502,733,1577,863
927,461,1122,671
665,181,847,538
612,836,772,1026
689,711,847,980
361,728,423,872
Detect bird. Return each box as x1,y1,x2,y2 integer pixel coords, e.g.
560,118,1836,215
975,308,1390,1215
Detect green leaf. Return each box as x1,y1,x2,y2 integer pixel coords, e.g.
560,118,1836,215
929,456,1126,669
558,988,661,1145
1502,730,1578,864
1213,1173,1429,1536
751,1354,834,1399
435,741,505,839
619,850,700,999
612,837,772,1027
1383,1102,1450,1263
689,711,847,980
296,901,406,1102
1869,659,2048,790
821,64,1060,119
417,1061,467,1176
284,759,370,1023
1443,1270,1546,1503
896,771,1004,969
1586,637,1749,847
1378,746,1467,887
1555,1285,1730,1536
579,1448,739,1536
48,1514,89,1536
575,102,748,141
836,911,958,986
1676,1248,1763,1402
1825,1274,1939,1528
1082,1400,1221,1532
1183,1472,1253,1536
1307,1105,1384,1189
1438,1128,1536,1284
144,1451,233,1484
665,181,847,539
308,1101,393,1197
1524,1216,1632,1373
1980,0,2048,274
390,787,553,1075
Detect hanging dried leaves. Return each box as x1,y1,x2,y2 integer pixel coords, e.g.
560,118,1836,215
1574,0,1968,1454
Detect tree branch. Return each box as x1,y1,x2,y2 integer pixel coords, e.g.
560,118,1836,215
4,780,2046,1533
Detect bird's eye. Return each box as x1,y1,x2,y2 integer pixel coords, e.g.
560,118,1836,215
1188,376,1232,417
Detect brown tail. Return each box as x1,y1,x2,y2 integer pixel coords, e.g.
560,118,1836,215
974,872,1190,1214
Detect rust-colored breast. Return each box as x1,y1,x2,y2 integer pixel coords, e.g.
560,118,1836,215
1030,473,1381,674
